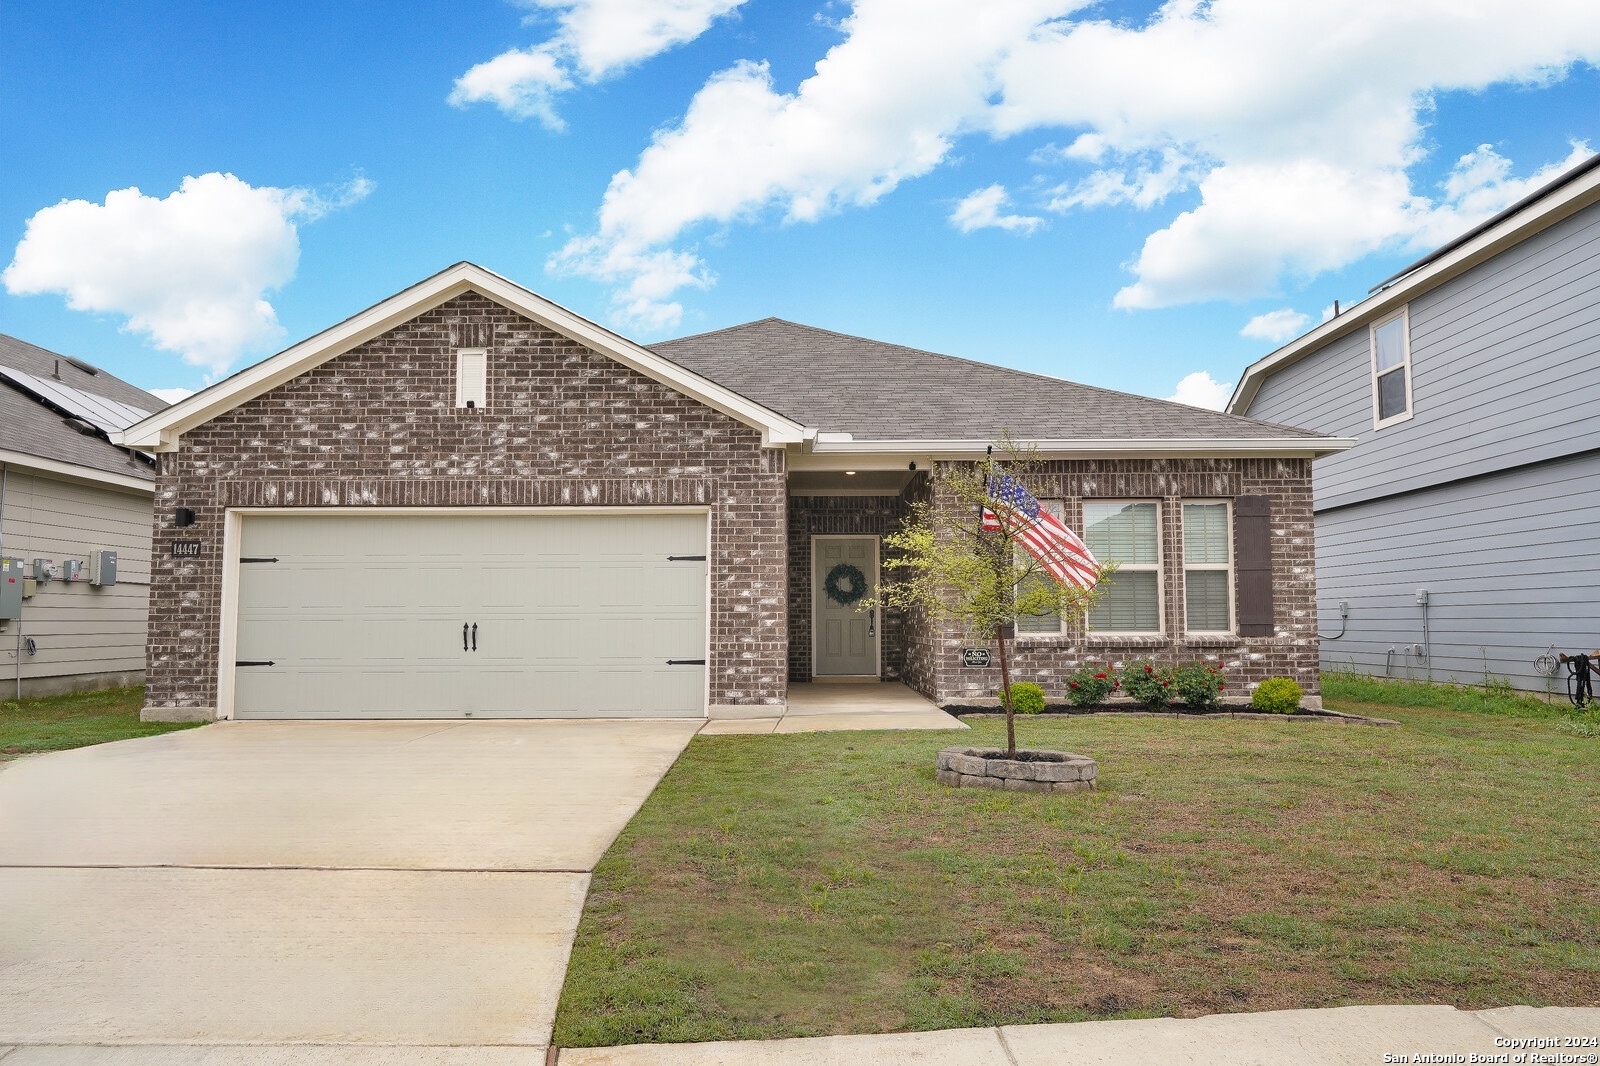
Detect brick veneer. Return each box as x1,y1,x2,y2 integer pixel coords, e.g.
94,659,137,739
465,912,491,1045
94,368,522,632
911,458,1320,703
786,495,907,681
143,292,788,717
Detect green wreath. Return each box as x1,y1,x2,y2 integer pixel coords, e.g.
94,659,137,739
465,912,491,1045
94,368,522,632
824,562,867,606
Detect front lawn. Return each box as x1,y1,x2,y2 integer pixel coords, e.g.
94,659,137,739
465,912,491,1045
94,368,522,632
0,686,201,758
553,688,1600,1047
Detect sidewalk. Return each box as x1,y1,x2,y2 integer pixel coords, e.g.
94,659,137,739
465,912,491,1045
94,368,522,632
558,1004,1600,1065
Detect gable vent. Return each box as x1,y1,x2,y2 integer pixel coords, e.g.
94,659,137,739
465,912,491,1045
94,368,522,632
449,322,495,348
455,349,488,410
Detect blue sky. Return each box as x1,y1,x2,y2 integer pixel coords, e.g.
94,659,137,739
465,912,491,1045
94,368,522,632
3,0,1599,409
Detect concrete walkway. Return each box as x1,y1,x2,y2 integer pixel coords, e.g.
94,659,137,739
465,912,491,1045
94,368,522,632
700,682,967,734
0,719,700,1060
557,1005,1600,1065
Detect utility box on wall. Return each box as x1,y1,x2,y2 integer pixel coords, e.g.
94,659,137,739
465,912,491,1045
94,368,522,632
0,558,22,620
88,550,118,586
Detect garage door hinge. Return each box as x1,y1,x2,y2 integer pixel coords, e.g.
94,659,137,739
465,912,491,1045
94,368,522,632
666,659,706,665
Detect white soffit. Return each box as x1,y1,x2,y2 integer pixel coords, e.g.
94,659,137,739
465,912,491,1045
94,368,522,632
114,263,808,451
1227,157,1600,415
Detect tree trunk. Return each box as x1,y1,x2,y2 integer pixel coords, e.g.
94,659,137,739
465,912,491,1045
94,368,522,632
996,623,1016,758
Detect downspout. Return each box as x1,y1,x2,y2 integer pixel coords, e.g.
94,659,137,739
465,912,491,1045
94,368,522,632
1,462,16,701
1417,588,1431,682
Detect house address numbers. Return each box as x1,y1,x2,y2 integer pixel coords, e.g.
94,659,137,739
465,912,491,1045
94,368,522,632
170,540,203,558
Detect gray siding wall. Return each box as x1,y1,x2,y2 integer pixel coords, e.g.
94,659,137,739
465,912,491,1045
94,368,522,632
1246,197,1600,510
0,468,153,686
1314,451,1600,693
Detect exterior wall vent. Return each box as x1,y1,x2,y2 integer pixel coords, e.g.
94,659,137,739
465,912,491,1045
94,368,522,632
455,349,487,410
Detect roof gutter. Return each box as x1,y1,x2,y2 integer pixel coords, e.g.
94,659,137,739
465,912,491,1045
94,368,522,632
802,437,1354,461
0,448,157,493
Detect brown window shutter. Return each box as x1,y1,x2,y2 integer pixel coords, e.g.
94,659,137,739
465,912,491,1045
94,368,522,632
1234,495,1274,637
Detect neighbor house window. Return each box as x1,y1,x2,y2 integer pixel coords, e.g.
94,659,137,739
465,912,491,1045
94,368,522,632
1182,502,1232,633
1370,308,1412,427
1016,500,1065,635
1084,501,1161,633
455,349,487,409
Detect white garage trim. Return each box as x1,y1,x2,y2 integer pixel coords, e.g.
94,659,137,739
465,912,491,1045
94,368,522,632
216,506,713,720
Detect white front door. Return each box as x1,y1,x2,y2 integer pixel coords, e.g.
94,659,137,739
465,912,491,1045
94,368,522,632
232,511,708,718
812,535,879,677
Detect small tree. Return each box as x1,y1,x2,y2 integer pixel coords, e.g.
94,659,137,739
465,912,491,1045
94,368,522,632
870,440,1109,758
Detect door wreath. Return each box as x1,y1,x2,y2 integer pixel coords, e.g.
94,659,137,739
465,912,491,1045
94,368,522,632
824,562,868,606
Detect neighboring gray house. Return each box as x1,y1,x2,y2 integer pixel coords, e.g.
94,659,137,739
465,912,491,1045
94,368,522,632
1229,153,1600,693
0,334,166,697
115,263,1349,722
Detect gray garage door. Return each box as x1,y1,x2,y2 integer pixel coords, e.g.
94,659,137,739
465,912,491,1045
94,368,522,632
233,512,708,719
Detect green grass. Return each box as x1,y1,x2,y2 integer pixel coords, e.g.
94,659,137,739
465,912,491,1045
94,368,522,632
0,686,201,757
553,679,1600,1046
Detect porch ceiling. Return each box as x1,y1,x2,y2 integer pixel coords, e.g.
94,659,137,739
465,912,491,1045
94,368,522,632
789,469,913,495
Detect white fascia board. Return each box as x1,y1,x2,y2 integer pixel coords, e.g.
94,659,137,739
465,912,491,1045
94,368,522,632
794,437,1355,467
0,448,157,493
1227,163,1600,416
116,263,807,451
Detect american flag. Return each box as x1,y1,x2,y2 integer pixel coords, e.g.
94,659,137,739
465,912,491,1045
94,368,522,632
980,472,1100,590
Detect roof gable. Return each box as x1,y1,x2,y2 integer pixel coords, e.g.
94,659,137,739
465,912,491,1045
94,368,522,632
1229,152,1600,415
117,263,808,451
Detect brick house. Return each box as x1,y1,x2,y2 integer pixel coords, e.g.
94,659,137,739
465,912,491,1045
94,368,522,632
117,263,1351,722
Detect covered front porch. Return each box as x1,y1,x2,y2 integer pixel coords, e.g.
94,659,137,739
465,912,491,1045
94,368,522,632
702,682,965,734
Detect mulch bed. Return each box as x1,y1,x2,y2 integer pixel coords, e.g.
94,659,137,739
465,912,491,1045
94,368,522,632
948,703,1399,725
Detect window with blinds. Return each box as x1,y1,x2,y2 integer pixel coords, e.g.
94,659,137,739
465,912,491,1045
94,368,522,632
1084,501,1161,633
1182,501,1232,633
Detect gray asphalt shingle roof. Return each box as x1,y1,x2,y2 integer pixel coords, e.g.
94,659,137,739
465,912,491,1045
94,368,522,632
0,333,165,482
652,318,1325,442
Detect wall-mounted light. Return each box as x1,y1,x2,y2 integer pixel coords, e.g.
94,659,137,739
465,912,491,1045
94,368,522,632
174,507,196,527
908,462,917,471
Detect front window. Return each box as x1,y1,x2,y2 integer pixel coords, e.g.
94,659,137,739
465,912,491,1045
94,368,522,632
1182,502,1232,633
1371,309,1412,427
1084,501,1161,633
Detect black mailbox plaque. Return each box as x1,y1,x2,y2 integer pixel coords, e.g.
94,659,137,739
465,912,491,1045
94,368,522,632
961,647,991,668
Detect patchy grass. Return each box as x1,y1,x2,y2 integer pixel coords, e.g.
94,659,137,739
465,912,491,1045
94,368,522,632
1320,670,1566,720
0,686,200,758
554,695,1600,1047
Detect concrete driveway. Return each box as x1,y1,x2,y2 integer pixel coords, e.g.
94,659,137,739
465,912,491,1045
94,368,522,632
0,719,700,1061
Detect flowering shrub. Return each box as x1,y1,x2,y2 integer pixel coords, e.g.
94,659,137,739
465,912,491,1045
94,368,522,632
999,681,1047,715
1172,662,1225,708
1065,664,1118,707
1120,660,1174,709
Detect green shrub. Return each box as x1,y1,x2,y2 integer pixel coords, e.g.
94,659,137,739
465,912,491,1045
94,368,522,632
1173,662,1226,708
1251,677,1303,714
1065,663,1118,707
999,681,1047,715
1120,660,1174,710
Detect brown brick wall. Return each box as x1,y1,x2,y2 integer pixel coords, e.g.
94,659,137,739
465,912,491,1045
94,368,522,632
786,495,906,681
917,458,1320,704
144,292,788,715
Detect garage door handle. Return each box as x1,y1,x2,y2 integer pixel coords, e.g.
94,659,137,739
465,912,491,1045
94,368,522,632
463,623,469,651
666,659,706,665
236,660,275,667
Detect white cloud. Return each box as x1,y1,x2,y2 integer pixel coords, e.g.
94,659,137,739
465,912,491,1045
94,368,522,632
147,387,194,405
1166,370,1234,411
1240,308,1311,344
451,0,748,127
449,48,571,128
550,0,1600,324
950,184,1042,234
3,172,371,376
